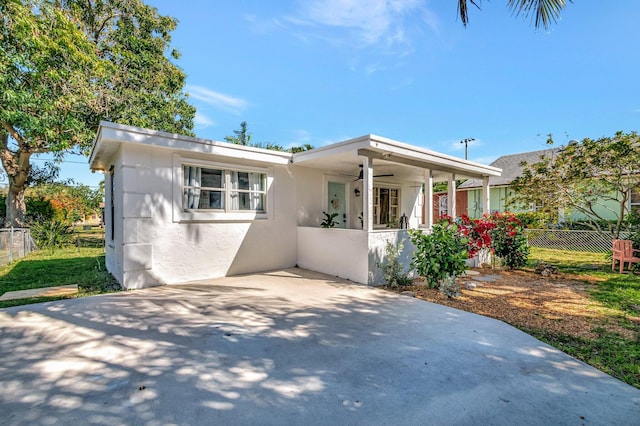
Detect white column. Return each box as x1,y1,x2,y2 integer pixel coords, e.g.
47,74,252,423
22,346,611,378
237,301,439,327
482,177,490,215
362,157,373,232
447,174,457,218
424,169,433,228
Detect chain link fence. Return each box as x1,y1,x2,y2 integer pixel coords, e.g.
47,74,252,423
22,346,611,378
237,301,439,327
525,229,629,253
0,228,37,266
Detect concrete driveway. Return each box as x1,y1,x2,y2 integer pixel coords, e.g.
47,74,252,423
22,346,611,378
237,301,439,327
1,268,638,425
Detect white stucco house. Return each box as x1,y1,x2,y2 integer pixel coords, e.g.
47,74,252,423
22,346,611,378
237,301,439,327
89,122,501,289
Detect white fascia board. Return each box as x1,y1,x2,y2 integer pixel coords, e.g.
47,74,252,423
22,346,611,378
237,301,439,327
292,135,372,163
367,135,501,177
292,133,501,178
88,124,105,169
90,121,292,171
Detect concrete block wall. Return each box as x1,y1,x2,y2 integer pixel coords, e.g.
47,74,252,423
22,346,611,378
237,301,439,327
119,144,159,288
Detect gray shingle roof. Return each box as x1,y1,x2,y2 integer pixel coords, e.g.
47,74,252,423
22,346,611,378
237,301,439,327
458,148,559,189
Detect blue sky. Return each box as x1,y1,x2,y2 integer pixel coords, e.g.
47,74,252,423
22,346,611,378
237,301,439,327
43,0,640,188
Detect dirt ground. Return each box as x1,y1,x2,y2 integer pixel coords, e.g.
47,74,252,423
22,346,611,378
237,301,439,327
397,268,640,340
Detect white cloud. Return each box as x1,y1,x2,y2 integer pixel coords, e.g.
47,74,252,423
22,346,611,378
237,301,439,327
365,63,383,75
421,8,441,35
243,14,285,33
194,112,215,128
291,0,431,48
283,129,351,148
187,85,249,114
283,129,312,148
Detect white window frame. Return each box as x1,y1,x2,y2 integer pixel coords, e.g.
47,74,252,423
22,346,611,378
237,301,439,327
373,185,401,228
173,155,273,222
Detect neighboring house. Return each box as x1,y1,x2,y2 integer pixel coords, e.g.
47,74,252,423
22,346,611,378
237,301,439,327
446,148,640,222
430,191,468,221
453,149,559,218
89,122,501,289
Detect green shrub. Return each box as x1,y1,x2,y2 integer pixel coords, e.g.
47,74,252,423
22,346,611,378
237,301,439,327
0,195,54,225
408,223,468,288
514,211,552,229
26,197,55,222
31,219,74,252
377,240,412,288
560,220,619,232
320,211,340,228
489,212,529,269
439,275,460,298
627,210,640,251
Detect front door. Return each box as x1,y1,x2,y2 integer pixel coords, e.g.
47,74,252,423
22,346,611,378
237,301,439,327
327,182,346,228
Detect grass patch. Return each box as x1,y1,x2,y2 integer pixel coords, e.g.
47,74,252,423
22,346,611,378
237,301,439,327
0,295,77,309
524,246,640,388
589,273,640,314
528,247,608,271
523,327,640,388
529,246,640,315
0,246,120,309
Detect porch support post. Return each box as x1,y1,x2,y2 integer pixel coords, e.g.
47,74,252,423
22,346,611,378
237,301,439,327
424,169,433,228
482,177,490,215
362,156,373,232
448,173,457,218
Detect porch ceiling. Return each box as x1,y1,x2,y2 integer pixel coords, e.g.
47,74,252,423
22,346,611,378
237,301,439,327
292,135,501,182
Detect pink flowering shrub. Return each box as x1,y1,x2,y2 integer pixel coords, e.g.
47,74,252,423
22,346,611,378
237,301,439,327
443,212,529,269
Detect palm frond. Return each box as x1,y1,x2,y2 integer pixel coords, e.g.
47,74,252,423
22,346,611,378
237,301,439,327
458,0,482,27
507,0,570,29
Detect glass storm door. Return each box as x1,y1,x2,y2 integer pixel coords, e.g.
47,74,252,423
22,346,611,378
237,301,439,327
327,182,346,228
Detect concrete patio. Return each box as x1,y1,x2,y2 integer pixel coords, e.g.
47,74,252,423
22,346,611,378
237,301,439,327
0,268,638,425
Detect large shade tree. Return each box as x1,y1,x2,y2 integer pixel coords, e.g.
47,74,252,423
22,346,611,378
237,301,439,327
0,0,195,227
62,0,195,134
510,132,640,238
458,0,571,29
0,0,104,227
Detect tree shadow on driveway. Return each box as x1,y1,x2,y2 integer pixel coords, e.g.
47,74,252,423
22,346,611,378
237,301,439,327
1,268,639,425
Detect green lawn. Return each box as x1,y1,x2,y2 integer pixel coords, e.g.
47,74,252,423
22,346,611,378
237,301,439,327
529,247,640,314
527,247,640,388
528,246,608,268
0,246,120,309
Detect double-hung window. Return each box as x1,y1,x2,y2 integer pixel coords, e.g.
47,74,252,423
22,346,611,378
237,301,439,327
183,165,266,212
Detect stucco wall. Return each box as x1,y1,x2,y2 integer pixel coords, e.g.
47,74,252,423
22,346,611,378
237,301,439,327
297,227,416,286
568,194,621,222
367,230,415,285
295,167,326,227
113,143,297,289
297,226,369,283
104,153,124,286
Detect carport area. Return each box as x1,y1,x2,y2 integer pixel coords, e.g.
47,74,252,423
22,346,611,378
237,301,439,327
1,268,638,425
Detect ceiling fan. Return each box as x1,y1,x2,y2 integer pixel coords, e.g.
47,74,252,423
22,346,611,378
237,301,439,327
353,164,394,181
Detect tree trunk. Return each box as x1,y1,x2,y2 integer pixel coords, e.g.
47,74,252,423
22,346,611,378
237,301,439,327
6,184,26,227
0,133,32,228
